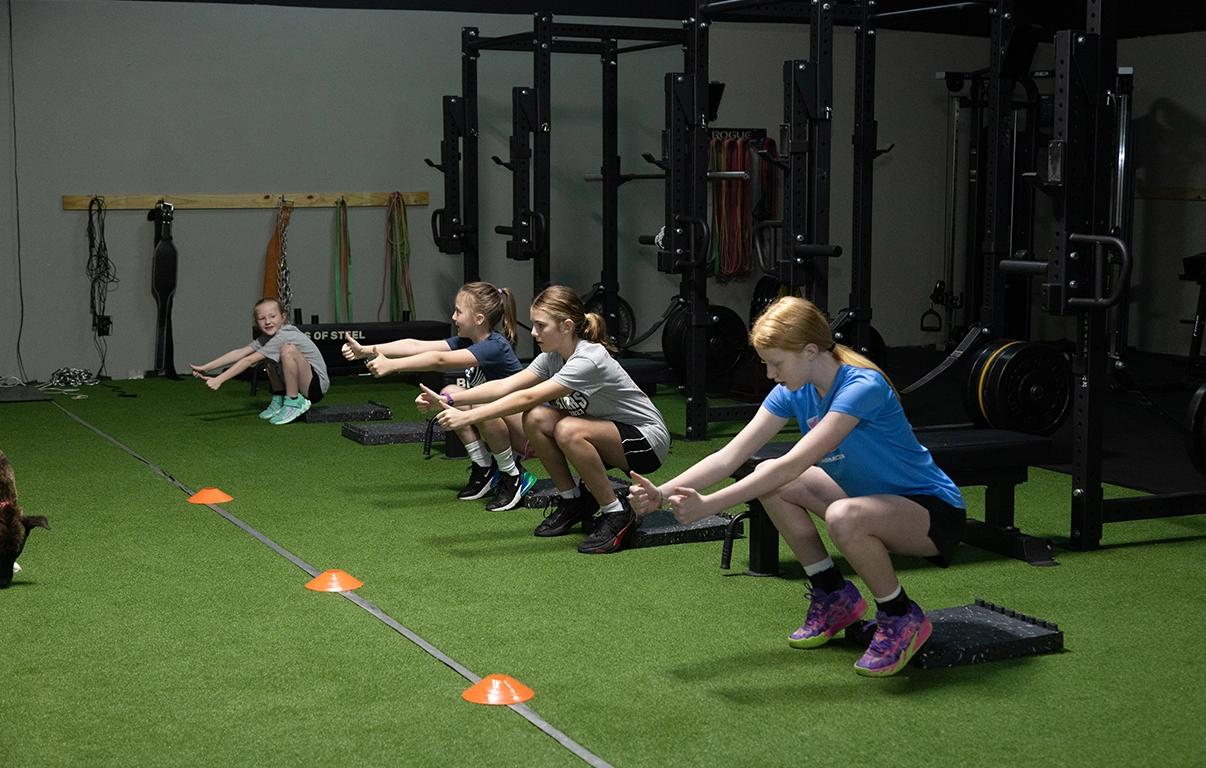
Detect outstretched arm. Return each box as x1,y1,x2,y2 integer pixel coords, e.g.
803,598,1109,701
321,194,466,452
628,406,789,515
656,410,859,525
343,333,450,361
191,349,267,391
191,345,256,375
427,373,563,430
366,347,479,377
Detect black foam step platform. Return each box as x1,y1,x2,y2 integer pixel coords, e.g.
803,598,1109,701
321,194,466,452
627,509,738,549
844,599,1063,670
522,476,736,548
304,401,393,424
342,420,442,445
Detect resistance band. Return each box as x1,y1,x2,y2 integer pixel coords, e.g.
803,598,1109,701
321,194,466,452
379,191,416,321
263,198,293,312
709,138,755,281
334,196,352,323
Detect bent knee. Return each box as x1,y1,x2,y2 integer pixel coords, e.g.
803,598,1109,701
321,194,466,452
823,500,868,541
523,405,559,435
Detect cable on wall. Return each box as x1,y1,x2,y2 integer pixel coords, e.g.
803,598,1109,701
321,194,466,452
6,0,28,384
87,196,119,376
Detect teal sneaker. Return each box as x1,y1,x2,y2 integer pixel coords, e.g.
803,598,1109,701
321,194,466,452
485,468,537,511
259,395,285,419
270,395,311,425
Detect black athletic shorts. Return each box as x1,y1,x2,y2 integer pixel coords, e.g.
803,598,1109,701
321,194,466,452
305,367,325,405
903,494,966,568
607,421,662,476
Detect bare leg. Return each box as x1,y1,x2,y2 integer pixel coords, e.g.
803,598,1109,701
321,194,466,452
278,344,313,399
823,496,937,598
759,466,843,569
523,406,576,491
441,385,483,449
264,361,285,394
761,467,937,598
551,416,627,506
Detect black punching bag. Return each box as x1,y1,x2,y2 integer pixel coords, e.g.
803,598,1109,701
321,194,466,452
149,201,179,379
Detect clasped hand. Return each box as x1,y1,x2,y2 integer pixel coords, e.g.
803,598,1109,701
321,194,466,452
417,383,472,430
628,471,710,525
188,364,222,391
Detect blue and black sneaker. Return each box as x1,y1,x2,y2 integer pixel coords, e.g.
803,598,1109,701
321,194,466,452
485,466,536,511
458,460,498,501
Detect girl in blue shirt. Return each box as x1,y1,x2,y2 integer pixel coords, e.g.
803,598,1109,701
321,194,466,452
630,296,965,677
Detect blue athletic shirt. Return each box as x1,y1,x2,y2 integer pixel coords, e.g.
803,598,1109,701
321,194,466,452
445,332,524,389
762,364,965,509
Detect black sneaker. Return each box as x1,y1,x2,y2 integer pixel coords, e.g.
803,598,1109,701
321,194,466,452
577,497,641,554
457,460,498,500
485,468,537,512
534,484,599,537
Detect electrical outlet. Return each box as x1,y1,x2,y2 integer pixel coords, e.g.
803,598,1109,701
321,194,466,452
97,315,112,336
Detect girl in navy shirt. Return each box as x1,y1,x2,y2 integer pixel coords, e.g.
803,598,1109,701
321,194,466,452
630,296,965,677
342,282,532,511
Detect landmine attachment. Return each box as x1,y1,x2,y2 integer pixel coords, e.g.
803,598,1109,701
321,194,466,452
304,401,393,424
844,598,1063,670
523,475,736,548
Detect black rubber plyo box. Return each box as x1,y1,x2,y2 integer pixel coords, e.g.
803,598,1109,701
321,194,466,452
845,599,1064,669
342,420,441,445
304,401,393,424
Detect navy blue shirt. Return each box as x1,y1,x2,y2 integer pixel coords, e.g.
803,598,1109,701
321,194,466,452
446,332,523,388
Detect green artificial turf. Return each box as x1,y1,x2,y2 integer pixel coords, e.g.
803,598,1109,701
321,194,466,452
2,375,1204,767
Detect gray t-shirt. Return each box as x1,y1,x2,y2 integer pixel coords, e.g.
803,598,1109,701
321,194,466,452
527,339,670,462
249,324,330,393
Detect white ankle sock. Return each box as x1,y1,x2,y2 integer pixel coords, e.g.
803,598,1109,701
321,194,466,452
465,440,491,467
804,557,836,577
493,449,518,476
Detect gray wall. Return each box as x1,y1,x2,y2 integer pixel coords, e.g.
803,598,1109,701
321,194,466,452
0,0,1201,384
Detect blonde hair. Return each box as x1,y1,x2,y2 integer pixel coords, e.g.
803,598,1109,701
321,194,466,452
531,285,616,354
252,297,287,326
458,282,519,348
750,296,895,394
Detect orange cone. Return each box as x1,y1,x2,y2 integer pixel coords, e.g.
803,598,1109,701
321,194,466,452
188,487,233,504
462,674,534,705
305,569,363,592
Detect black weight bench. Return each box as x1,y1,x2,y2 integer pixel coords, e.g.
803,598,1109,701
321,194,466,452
730,428,1056,573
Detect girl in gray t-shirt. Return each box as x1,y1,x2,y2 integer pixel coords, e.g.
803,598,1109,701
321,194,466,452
424,286,670,555
190,297,328,426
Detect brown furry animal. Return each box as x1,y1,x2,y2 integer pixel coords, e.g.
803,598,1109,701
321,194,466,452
1,448,49,588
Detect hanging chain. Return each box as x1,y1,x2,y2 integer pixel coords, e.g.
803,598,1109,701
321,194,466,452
276,197,293,317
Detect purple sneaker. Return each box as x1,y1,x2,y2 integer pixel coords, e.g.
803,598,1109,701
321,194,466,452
854,601,932,677
788,580,867,649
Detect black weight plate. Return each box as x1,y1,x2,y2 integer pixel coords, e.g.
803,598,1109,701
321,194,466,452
964,340,1072,436
1188,381,1206,476
662,303,748,380
584,294,636,348
749,275,783,329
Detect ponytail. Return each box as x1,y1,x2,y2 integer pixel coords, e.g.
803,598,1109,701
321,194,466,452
531,285,617,354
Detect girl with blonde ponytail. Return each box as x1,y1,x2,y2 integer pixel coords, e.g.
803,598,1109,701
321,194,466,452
630,296,965,677
342,282,533,511
424,285,670,555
